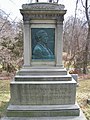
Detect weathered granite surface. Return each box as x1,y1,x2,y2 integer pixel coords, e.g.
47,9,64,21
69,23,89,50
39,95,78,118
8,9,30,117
20,3,66,24
22,3,65,10
20,3,66,67
7,104,80,117
1,110,87,120
14,75,72,81
16,68,67,76
1,2,85,120
10,79,76,105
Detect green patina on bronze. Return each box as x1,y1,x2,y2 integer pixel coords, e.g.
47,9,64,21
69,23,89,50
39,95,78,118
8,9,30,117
31,28,55,61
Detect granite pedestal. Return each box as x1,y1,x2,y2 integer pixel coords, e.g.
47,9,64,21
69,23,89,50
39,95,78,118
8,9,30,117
1,2,86,120
1,109,87,120
6,67,80,117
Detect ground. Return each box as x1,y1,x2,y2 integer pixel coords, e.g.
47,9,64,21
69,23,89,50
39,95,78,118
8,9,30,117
77,79,90,120
0,77,90,119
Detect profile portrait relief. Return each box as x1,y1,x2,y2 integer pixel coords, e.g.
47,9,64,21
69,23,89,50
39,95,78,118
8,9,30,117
32,29,55,60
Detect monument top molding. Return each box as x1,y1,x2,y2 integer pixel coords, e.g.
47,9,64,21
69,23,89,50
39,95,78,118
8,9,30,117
22,3,65,11
21,3,66,21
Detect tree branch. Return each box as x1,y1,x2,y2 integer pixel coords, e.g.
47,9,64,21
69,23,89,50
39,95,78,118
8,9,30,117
81,0,86,8
85,0,90,26
0,13,11,32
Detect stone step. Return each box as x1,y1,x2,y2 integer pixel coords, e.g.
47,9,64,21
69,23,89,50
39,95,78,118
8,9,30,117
15,74,72,81
7,104,80,117
17,68,67,76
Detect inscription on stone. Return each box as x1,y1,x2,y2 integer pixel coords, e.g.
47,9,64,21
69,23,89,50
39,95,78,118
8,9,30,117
11,83,75,105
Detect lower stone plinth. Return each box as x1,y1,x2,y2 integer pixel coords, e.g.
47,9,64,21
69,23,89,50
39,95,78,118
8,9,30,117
2,68,82,119
1,109,87,120
7,104,80,117
10,79,76,105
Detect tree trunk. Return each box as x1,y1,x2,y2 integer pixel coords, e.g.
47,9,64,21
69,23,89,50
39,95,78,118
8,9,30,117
83,26,90,74
82,0,90,74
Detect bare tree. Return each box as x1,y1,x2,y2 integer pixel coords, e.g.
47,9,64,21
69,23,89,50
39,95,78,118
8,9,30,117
0,9,23,73
81,0,90,74
66,0,90,74
63,16,88,72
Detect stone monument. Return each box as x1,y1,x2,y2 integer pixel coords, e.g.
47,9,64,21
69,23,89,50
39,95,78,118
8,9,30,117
1,2,87,120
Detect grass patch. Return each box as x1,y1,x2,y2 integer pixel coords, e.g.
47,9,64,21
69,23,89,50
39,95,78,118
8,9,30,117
77,79,90,120
0,80,10,118
0,79,90,119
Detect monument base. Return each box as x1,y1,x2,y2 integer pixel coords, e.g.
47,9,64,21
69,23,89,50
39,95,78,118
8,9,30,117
17,67,67,76
10,79,76,105
1,109,87,120
7,104,80,117
5,68,80,118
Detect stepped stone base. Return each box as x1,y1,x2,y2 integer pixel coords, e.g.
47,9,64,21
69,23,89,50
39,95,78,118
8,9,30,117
15,74,72,81
7,104,80,117
17,67,67,76
1,109,87,120
2,67,82,119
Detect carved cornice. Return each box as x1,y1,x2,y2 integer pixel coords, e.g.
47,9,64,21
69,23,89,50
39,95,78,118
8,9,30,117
22,13,64,21
20,3,66,21
22,3,65,11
